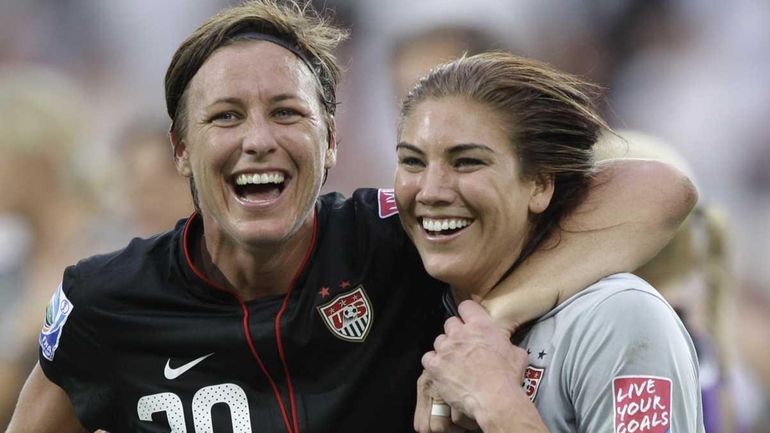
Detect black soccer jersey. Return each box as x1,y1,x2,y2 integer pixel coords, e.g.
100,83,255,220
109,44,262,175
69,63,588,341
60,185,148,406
39,189,445,433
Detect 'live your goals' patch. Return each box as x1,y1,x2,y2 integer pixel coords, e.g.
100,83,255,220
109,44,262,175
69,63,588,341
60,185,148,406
613,376,672,433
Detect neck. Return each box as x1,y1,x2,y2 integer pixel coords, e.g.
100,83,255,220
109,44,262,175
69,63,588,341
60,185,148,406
196,215,316,302
450,285,488,305
449,271,506,305
450,253,523,305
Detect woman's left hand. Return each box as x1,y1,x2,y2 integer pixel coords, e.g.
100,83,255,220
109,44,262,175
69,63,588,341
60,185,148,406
421,300,539,429
414,372,478,433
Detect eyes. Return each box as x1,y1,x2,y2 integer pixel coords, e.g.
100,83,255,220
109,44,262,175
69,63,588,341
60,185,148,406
208,106,305,126
210,111,239,124
271,107,303,122
454,157,485,169
397,153,487,172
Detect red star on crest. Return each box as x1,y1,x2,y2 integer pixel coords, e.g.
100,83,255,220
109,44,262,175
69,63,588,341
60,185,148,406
340,280,351,289
319,287,330,298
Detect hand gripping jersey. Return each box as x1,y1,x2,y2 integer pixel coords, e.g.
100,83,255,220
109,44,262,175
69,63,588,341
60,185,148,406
39,189,445,433
443,273,705,433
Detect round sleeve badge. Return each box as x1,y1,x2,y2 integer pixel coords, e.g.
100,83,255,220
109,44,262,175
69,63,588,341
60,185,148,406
39,282,74,361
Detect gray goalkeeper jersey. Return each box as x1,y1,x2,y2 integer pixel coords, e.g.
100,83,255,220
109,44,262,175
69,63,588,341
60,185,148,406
444,273,704,433
520,273,704,433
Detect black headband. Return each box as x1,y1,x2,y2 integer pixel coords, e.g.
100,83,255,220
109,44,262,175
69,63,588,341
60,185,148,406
233,31,316,76
167,30,332,130
232,31,335,115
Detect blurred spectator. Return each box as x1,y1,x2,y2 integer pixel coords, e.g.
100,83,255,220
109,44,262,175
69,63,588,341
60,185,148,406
112,118,192,237
390,25,507,102
605,0,770,295
595,129,768,433
324,0,539,195
0,64,114,425
0,216,30,309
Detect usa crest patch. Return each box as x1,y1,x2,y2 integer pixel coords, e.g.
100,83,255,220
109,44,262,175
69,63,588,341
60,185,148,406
377,188,398,219
39,282,73,361
318,286,373,342
522,366,545,401
613,376,672,433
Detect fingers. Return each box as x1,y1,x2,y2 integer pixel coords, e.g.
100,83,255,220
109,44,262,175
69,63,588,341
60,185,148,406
510,344,532,378
452,410,481,430
458,300,512,340
481,300,522,334
443,316,463,336
457,299,493,325
414,373,432,433
433,334,448,351
421,350,436,371
415,375,465,433
429,397,464,433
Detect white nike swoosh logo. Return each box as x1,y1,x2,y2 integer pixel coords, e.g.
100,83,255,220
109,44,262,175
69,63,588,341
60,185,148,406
164,353,214,380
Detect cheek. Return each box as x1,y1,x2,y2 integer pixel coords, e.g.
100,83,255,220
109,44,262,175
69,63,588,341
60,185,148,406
280,129,323,165
393,172,416,213
189,135,227,171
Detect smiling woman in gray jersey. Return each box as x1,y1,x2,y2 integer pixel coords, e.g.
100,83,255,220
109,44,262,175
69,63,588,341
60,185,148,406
398,53,704,433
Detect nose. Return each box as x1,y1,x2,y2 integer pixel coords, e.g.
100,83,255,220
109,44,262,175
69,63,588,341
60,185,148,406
416,163,454,206
241,116,277,159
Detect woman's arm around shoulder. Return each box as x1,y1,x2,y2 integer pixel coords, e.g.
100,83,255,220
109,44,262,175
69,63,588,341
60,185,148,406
483,159,697,331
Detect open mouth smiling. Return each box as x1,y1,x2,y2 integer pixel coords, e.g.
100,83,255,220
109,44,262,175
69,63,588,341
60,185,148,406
420,217,473,237
231,171,287,203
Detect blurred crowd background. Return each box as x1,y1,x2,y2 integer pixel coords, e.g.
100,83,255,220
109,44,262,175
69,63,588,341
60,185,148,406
0,0,768,431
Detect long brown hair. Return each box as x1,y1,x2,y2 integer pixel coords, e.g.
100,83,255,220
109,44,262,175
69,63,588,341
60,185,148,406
400,52,608,263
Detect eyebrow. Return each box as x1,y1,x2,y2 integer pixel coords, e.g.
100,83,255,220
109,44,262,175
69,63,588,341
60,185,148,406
396,142,495,155
268,93,304,104
205,93,304,108
206,97,241,108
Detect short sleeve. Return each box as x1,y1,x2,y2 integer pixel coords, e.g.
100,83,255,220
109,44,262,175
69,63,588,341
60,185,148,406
565,289,703,433
348,188,425,267
38,265,115,430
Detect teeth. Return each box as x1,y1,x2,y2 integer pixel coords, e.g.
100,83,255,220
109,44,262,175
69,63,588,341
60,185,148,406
235,172,285,186
422,217,472,233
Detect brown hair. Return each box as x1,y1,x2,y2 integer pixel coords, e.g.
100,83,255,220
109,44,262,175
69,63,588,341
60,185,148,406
164,0,348,139
400,52,608,263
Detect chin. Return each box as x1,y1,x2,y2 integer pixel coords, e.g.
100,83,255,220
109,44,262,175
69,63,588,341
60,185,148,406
421,255,466,287
242,221,300,244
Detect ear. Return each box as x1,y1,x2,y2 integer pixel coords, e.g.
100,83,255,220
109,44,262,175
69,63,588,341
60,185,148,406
324,117,338,169
528,174,555,214
169,131,192,178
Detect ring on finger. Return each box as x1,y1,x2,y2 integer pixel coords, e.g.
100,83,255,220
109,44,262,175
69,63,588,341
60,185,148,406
430,402,451,417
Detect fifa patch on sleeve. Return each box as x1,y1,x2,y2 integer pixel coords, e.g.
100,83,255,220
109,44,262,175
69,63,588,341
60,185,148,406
613,376,671,433
377,188,398,219
39,282,74,361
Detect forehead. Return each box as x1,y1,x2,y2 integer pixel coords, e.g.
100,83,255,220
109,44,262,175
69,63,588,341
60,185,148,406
401,96,511,152
187,40,319,106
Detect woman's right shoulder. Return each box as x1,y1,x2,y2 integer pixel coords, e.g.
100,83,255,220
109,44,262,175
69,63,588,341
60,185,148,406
318,188,420,263
557,273,689,347
63,228,178,300
321,188,406,237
